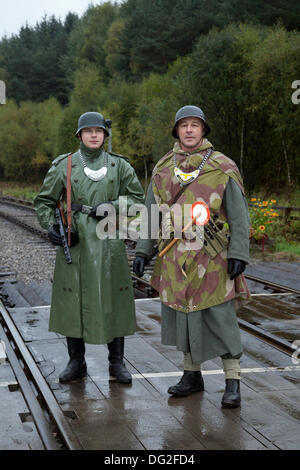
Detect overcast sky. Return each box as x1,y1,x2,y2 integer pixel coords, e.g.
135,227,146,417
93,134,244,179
0,0,119,40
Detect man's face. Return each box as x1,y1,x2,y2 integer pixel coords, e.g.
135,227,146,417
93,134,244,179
177,117,204,151
80,127,105,149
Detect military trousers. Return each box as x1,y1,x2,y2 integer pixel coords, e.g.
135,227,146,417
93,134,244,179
161,299,243,366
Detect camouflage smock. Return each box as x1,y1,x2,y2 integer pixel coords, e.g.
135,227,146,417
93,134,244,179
149,139,251,313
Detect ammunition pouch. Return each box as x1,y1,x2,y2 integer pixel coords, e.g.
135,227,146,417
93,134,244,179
202,217,230,258
157,214,230,258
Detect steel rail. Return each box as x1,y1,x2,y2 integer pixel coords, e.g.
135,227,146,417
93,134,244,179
0,321,60,450
0,209,48,239
0,299,83,450
131,276,298,357
244,274,300,295
237,318,296,357
0,196,34,209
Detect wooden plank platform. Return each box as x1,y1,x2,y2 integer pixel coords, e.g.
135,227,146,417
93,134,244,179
0,340,6,364
4,298,300,450
0,361,44,449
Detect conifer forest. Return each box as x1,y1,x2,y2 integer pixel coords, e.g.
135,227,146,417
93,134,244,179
0,0,299,194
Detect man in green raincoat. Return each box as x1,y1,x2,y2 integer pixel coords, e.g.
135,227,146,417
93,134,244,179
34,112,144,384
133,106,251,407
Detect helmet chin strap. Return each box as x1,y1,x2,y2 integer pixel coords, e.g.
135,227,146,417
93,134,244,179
105,119,112,152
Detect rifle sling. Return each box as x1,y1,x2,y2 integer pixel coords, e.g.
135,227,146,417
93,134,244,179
66,154,73,247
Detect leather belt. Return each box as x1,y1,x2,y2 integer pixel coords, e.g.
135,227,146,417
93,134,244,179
71,203,92,215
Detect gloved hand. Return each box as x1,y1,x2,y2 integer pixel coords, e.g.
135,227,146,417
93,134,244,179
88,202,112,220
48,224,63,246
48,224,79,247
227,258,246,280
133,256,147,277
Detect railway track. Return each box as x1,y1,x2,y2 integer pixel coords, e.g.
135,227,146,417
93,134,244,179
0,298,82,450
1,195,299,358
1,196,300,450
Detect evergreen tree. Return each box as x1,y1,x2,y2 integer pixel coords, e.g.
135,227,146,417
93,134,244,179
0,15,78,104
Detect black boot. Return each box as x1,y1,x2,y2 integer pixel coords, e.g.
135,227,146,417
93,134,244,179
168,370,204,397
221,379,241,408
59,337,87,383
107,337,132,384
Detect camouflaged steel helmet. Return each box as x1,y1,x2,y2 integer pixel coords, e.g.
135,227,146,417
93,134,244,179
75,112,110,137
172,105,210,138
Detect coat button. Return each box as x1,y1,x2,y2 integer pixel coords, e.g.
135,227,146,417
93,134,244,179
111,162,115,167
74,179,78,183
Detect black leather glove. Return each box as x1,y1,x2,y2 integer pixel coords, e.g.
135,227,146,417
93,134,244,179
48,224,79,247
48,224,63,246
227,258,246,280
133,256,147,277
88,202,112,220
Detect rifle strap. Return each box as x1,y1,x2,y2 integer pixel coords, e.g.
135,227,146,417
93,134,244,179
66,154,73,247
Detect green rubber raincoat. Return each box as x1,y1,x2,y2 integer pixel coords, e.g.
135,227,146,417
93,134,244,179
34,143,145,344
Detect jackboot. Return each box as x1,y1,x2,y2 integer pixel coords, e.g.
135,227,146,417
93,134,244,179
59,337,87,383
221,379,241,408
107,337,132,384
168,370,204,397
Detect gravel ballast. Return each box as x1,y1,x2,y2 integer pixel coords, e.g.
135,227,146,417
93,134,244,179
0,216,56,285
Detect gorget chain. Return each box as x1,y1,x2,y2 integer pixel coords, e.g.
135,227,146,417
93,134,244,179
79,149,108,182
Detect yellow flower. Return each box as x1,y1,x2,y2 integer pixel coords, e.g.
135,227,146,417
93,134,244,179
262,201,268,206
251,198,257,201
271,199,276,203
259,225,265,231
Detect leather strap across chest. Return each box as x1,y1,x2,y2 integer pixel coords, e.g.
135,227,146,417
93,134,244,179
66,154,72,246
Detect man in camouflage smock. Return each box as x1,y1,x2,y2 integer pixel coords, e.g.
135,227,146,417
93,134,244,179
133,106,251,407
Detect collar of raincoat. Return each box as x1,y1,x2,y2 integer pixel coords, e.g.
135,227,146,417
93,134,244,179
80,140,105,160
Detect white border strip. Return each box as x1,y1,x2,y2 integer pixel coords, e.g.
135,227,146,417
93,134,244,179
131,365,300,379
0,381,18,388
89,365,300,382
251,293,298,296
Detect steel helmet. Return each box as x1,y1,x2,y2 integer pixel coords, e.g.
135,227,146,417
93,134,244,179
172,105,210,138
75,112,111,137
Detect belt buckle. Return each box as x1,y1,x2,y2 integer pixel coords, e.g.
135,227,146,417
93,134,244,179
81,205,91,214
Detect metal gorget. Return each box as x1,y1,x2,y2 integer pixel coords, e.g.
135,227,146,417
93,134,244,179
79,149,108,182
173,148,212,187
